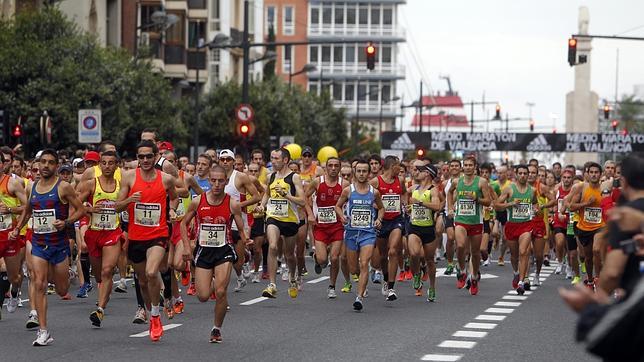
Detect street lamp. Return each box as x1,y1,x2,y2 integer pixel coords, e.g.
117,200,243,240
379,96,401,135
133,6,179,56
289,63,317,89
250,50,277,65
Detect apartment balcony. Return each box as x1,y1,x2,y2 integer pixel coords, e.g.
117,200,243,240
309,63,405,80
308,25,405,42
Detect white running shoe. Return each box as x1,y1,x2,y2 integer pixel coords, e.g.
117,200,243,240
32,329,53,346
386,289,398,301
251,272,260,283
281,266,289,281
565,265,573,279
7,297,18,313
555,264,563,275
483,259,490,267
327,287,337,299
242,263,252,279
532,274,541,286
234,277,247,292
381,283,388,296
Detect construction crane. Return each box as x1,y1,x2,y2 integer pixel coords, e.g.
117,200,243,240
439,75,453,96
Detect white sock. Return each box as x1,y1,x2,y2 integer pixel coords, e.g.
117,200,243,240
150,304,160,316
30,309,37,316
175,296,182,303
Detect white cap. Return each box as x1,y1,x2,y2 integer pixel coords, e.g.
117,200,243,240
35,150,43,159
72,157,84,167
219,149,235,159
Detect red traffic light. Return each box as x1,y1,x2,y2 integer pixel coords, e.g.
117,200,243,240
416,147,426,159
568,37,577,66
603,105,610,119
611,120,618,131
366,42,376,70
568,38,577,47
495,104,501,119
366,45,375,55
529,120,535,132
237,120,254,138
12,124,22,137
240,124,250,134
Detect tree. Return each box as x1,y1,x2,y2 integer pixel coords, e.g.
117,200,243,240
0,7,185,155
617,94,644,133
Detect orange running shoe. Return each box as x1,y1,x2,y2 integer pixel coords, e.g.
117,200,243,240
414,288,422,296
187,283,196,296
181,266,191,287
396,272,405,282
404,270,413,281
210,291,217,300
149,315,164,342
173,300,185,314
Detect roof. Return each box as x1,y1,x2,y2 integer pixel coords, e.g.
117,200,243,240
411,114,469,128
422,95,464,108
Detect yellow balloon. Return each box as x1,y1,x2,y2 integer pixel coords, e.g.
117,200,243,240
317,146,338,164
284,143,302,160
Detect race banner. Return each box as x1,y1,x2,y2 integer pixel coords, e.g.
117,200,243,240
381,132,644,153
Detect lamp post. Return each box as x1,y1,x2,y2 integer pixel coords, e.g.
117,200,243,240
379,96,400,136
289,63,317,90
133,5,178,57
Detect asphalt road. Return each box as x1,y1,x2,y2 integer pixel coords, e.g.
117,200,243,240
1,257,599,362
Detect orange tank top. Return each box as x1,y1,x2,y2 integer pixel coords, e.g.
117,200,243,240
127,169,169,241
577,184,605,231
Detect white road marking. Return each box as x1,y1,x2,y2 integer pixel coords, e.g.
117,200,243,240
508,290,532,295
452,330,488,338
438,340,477,349
484,307,514,314
2,298,29,307
475,314,506,321
421,354,463,361
240,297,269,305
129,323,182,337
539,278,547,281
307,276,330,284
494,301,521,307
502,295,527,300
463,322,497,330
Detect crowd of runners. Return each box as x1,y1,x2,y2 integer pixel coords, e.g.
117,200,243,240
0,129,626,346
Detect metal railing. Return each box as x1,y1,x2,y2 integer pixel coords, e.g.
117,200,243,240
309,24,405,38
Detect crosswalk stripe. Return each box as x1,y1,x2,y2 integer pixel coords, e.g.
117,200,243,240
494,301,521,307
452,330,488,338
502,295,527,300
307,276,330,284
438,340,477,349
475,314,506,321
240,297,269,306
421,354,463,361
484,307,514,314
463,322,497,329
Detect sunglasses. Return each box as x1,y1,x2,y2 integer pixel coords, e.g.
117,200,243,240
137,153,155,160
302,154,312,158
220,157,234,162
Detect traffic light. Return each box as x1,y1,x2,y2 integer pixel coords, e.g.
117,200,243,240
495,104,501,119
416,146,426,159
568,38,577,66
529,120,535,132
611,120,618,131
237,120,255,138
366,42,376,70
603,105,610,119
12,124,22,137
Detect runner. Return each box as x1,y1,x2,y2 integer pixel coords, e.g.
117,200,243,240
527,164,555,286
335,159,385,311
552,168,577,280
115,140,178,342
370,155,407,301
246,162,268,282
496,165,538,295
305,157,349,298
180,165,247,343
494,165,512,266
258,148,305,299
447,156,492,295
77,151,122,327
442,159,462,274
406,162,441,301
10,149,85,346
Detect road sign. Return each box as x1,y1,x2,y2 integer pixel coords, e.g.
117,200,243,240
235,104,254,122
78,109,101,143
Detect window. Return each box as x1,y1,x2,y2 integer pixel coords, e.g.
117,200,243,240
382,84,392,103
333,83,342,101
165,11,185,45
358,84,367,101
210,0,220,31
321,46,331,62
382,44,392,63
358,4,368,25
188,0,206,9
333,46,343,63
209,62,220,90
369,84,379,102
358,45,366,62
346,6,356,25
266,6,277,32
371,6,380,26
322,4,332,25
309,83,319,95
310,7,319,26
383,7,393,25
345,83,355,101
141,4,163,27
283,6,294,35
334,6,344,25
345,46,355,63
283,45,293,72
309,46,318,63
188,21,206,48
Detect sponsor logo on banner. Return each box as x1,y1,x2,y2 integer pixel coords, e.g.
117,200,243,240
526,134,552,151
391,133,415,150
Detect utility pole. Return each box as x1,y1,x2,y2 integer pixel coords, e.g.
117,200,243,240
354,78,360,151
242,0,250,104
418,81,423,133
470,100,474,133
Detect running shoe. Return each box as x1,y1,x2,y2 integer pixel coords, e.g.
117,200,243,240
341,282,352,293
114,279,128,293
149,315,163,342
412,273,422,290
242,263,252,279
580,262,586,274
26,312,39,329
372,270,383,284
396,271,405,282
532,274,541,287
482,258,490,267
327,286,337,299
133,307,147,324
352,273,359,282
584,279,595,291
427,287,436,302
414,288,422,297
181,267,191,286
90,309,104,327
288,280,298,299
381,283,389,296
210,292,217,300
456,270,466,289
421,268,429,282
512,274,520,289
353,296,363,311
47,283,55,295
404,270,413,281
543,257,550,267
555,264,563,275
60,293,72,300
386,289,398,301
297,274,303,291
571,276,581,285
7,297,18,313
565,266,573,279
516,281,525,295
444,264,454,275
470,279,479,296
524,279,531,291
32,329,53,346
164,299,174,319
301,266,309,276
251,272,260,283
234,277,247,292
173,300,185,314
76,283,89,298
262,283,277,298
497,257,505,266
314,260,322,275
261,271,269,280
187,283,196,296
281,267,289,281
210,327,222,343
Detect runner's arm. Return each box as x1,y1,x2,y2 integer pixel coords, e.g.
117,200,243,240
374,190,385,228
477,178,492,207
60,182,87,225
162,160,179,178
174,177,190,198
239,173,260,209
115,171,135,212
164,173,179,215
446,182,456,215
568,184,588,211
231,199,251,245
7,177,27,214
185,174,204,195
286,173,306,207
180,196,199,253
334,187,350,225
304,178,319,221
423,188,441,211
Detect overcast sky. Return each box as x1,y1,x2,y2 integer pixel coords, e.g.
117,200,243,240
401,0,644,132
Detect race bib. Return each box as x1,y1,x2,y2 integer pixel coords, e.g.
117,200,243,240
199,224,226,247
91,208,118,230
33,209,57,234
317,206,337,224
267,198,289,218
175,199,186,219
350,207,372,228
382,195,401,213
512,203,532,219
134,203,161,227
121,211,129,223
457,199,476,216
584,207,602,224
557,199,565,213
0,213,12,231
411,204,430,222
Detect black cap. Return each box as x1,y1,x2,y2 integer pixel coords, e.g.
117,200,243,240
302,146,313,156
419,164,438,179
59,164,73,173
